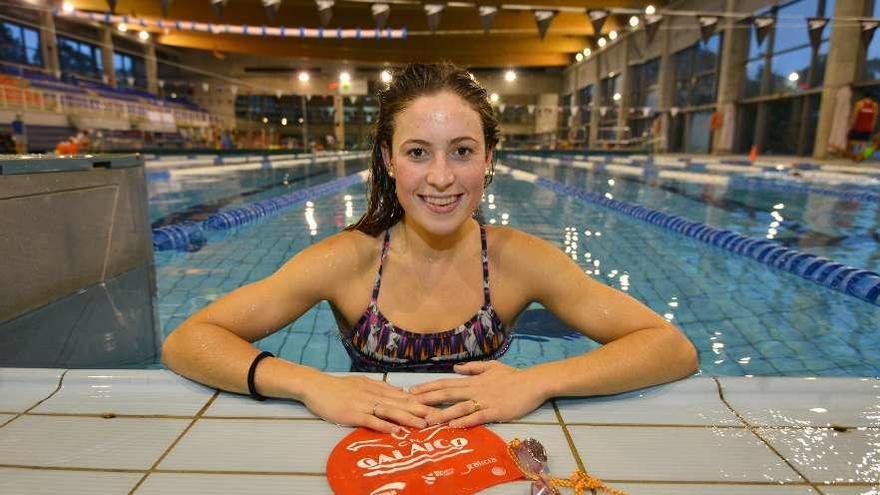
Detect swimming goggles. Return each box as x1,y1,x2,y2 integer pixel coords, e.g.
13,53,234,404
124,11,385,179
507,437,628,495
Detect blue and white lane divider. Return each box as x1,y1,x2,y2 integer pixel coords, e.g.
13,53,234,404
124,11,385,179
152,170,368,252
496,164,880,307
505,154,880,203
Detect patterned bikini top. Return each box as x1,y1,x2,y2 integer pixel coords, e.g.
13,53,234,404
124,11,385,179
341,224,512,372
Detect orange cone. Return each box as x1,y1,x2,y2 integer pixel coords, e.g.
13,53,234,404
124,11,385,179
748,145,758,163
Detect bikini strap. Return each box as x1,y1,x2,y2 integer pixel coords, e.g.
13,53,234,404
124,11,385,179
370,228,392,303
480,224,492,308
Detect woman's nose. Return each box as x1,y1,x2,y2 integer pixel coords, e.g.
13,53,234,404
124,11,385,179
426,156,455,188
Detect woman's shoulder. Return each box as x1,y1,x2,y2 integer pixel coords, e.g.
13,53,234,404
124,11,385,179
484,225,561,267
284,228,382,278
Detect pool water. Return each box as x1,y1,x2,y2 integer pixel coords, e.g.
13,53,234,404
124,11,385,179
150,157,880,377
507,157,880,273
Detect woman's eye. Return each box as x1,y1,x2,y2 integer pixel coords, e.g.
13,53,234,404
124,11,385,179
454,147,474,158
407,148,426,159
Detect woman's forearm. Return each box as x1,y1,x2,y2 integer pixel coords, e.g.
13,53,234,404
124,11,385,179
162,323,320,401
525,326,699,399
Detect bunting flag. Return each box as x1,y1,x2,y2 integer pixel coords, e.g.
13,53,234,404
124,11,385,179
669,107,680,117
534,10,556,40
157,79,165,88
210,0,227,19
424,3,445,33
644,14,663,44
371,3,390,31
753,16,775,46
106,0,117,13
527,104,535,114
263,0,282,22
570,106,578,116
807,17,828,51
478,5,498,34
275,89,283,98
698,15,718,43
230,85,238,95
642,107,652,117
587,9,609,35
861,20,880,47
160,0,172,17
201,82,210,92
498,103,506,113
317,0,334,27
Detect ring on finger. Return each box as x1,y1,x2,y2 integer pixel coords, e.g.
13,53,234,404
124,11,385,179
371,402,382,416
471,399,482,414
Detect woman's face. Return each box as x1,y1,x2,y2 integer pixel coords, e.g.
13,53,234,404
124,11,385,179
383,91,491,237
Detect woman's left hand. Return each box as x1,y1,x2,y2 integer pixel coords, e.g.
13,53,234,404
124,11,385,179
409,360,549,428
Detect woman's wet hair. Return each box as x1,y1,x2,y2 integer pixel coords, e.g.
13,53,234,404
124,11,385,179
347,62,500,236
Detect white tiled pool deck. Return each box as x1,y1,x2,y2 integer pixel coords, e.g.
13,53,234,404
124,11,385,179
0,369,877,494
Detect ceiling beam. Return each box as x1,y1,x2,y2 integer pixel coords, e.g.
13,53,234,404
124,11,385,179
158,31,572,67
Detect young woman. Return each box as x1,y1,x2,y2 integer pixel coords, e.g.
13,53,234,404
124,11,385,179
162,63,698,434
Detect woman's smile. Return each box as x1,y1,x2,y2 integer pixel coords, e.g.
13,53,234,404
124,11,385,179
418,193,465,214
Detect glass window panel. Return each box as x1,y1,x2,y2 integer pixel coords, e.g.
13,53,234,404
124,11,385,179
693,74,717,105
775,0,818,52
770,45,812,93
5,23,23,44
745,60,765,97
823,0,834,16
25,47,40,66
23,28,39,50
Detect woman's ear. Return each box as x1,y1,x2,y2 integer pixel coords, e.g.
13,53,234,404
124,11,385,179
380,143,393,178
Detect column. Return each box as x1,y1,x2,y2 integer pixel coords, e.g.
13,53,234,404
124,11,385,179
616,37,632,140
813,0,870,158
655,19,675,153
145,41,158,95
333,94,344,150
589,60,603,148
712,0,749,154
39,9,60,78
100,26,116,86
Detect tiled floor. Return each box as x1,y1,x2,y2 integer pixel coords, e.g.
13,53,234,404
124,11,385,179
0,369,877,494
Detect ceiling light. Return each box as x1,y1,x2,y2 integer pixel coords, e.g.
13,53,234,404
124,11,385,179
608,30,618,41
380,69,392,83
61,1,74,13
117,23,128,32
339,71,351,83
298,71,310,82
489,92,499,103
504,70,517,82
629,16,640,28
575,53,583,62
138,30,150,41
582,47,591,57
597,37,607,48
645,5,656,15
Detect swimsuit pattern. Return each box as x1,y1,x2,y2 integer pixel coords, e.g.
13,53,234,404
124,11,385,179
341,225,512,372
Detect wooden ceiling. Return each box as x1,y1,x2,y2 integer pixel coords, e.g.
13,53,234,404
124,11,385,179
71,1,665,67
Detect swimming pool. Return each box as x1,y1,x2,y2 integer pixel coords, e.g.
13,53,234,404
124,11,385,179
149,155,880,377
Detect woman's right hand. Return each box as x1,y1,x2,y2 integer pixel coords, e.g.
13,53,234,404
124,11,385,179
301,373,439,433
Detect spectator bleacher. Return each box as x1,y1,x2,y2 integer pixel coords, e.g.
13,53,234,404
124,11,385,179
0,61,219,152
